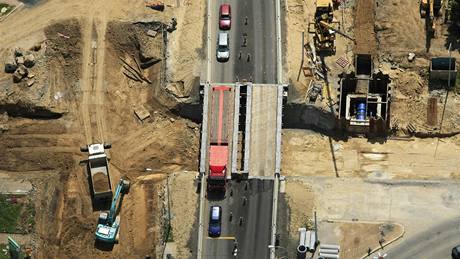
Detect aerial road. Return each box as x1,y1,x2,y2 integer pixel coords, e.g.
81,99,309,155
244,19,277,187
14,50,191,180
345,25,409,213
198,0,279,258
385,216,460,259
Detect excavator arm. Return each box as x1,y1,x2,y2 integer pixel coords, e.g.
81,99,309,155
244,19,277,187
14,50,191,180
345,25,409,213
319,21,356,43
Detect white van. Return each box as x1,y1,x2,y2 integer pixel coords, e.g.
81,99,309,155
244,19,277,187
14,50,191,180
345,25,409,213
216,32,230,62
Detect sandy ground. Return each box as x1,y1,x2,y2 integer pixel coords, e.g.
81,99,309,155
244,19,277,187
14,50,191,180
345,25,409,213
282,179,403,259
376,0,460,58
324,221,403,259
284,0,355,105
166,0,205,100
168,171,199,258
0,0,204,258
282,129,460,179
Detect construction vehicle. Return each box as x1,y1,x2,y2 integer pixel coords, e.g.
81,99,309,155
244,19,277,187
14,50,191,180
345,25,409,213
420,0,442,38
309,0,337,53
95,178,130,243
81,143,113,204
308,0,355,53
207,86,232,193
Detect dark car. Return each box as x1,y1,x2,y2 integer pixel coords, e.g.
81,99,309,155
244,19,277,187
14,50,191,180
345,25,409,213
219,4,231,30
208,205,222,237
453,245,460,259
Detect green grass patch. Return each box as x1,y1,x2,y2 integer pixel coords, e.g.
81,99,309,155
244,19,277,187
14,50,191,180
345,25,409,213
0,3,14,16
0,244,9,259
0,195,35,234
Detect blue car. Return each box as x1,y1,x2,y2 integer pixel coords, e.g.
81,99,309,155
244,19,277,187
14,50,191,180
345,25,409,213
208,205,222,237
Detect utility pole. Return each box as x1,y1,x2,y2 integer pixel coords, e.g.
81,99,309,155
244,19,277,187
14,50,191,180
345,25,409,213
435,43,452,157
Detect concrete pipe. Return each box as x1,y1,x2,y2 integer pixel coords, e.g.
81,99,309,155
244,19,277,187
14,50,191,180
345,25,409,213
318,253,339,259
297,245,307,259
320,248,340,254
298,228,307,246
320,244,340,250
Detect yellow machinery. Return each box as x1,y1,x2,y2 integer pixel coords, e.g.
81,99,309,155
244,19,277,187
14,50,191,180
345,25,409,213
420,0,442,38
308,0,337,53
308,0,354,53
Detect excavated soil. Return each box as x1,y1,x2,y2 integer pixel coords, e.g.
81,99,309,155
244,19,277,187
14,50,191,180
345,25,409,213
44,19,82,84
354,0,377,55
0,2,202,257
0,19,81,118
92,172,110,193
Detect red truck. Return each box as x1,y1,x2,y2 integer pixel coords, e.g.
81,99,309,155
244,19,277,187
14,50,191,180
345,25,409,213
207,86,232,192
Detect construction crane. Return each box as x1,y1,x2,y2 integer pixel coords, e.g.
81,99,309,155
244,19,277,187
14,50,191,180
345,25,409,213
95,178,130,243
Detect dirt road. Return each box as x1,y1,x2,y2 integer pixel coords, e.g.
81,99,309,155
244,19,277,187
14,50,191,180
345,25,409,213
79,2,110,144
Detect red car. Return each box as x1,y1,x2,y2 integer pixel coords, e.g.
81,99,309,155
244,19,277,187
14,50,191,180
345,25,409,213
219,4,231,30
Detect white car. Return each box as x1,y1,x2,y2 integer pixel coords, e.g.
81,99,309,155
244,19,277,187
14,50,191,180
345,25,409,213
217,32,229,62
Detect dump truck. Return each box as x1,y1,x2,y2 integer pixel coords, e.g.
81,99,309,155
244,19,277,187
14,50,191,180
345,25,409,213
207,86,232,192
81,143,113,204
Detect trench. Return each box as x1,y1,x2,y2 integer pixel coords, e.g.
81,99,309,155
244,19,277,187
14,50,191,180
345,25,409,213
0,103,63,119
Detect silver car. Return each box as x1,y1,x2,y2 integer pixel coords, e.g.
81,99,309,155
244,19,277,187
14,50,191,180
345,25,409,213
217,32,229,62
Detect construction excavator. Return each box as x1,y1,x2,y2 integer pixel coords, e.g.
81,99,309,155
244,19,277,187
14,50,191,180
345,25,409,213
420,0,442,38
309,0,354,53
95,178,130,243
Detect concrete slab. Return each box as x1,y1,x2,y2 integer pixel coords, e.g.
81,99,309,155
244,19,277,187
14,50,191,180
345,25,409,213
0,179,32,194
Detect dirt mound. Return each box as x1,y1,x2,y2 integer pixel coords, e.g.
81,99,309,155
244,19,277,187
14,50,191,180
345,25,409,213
107,21,163,62
44,18,82,83
354,0,377,55
0,19,82,119
393,71,427,97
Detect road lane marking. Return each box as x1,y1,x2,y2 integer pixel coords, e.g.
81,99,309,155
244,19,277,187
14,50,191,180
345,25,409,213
206,236,236,240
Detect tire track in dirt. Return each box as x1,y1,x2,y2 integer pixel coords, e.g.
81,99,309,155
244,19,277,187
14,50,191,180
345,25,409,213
94,13,109,144
79,8,109,145
80,16,95,144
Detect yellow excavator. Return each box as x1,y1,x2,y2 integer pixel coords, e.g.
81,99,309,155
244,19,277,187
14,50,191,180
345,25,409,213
308,0,354,53
420,0,442,38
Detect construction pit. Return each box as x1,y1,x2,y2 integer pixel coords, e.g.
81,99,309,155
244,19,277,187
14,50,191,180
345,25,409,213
0,0,204,258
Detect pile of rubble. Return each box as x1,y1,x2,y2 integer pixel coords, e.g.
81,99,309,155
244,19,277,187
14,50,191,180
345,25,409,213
4,47,39,87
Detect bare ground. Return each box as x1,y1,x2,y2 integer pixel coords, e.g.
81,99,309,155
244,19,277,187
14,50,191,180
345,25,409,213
0,0,204,257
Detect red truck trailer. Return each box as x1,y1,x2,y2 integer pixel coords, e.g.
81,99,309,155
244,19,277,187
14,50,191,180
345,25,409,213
207,86,232,192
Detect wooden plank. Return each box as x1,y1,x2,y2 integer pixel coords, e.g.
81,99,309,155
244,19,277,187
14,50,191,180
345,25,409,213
427,97,438,126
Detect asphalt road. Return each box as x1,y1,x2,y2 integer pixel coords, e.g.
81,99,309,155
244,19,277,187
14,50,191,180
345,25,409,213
203,179,274,259
210,0,277,84
385,216,460,259
200,0,278,258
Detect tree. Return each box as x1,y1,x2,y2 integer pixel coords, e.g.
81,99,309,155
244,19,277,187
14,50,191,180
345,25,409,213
450,0,460,27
